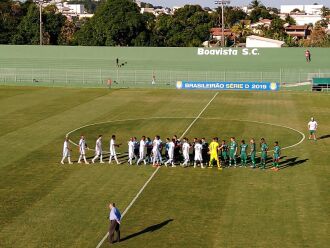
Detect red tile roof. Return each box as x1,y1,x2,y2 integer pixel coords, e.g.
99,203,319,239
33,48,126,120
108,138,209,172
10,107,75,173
210,28,232,36
285,25,308,30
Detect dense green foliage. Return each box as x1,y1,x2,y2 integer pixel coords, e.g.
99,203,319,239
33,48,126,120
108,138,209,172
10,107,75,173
0,0,329,47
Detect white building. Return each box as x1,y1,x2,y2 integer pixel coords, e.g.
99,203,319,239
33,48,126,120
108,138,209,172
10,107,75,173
64,3,85,15
246,35,285,48
289,15,322,25
140,7,155,15
280,5,323,15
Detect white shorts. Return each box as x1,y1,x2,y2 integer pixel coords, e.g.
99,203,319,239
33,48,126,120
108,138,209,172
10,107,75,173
63,150,70,157
80,148,85,155
139,151,145,159
194,152,202,161
183,152,189,161
152,149,160,158
95,150,102,156
128,150,134,159
168,150,174,160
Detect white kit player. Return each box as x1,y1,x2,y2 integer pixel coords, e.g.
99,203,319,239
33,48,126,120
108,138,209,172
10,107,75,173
152,135,163,166
109,135,120,164
61,137,73,164
194,140,204,168
127,137,135,165
137,136,147,165
165,138,175,167
308,117,318,140
182,138,191,167
92,135,104,163
78,135,89,164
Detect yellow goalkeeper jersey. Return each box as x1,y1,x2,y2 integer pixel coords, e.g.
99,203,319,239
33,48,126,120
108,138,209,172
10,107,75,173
209,141,219,155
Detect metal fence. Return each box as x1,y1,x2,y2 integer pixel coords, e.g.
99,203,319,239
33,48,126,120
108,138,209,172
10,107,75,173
0,67,330,91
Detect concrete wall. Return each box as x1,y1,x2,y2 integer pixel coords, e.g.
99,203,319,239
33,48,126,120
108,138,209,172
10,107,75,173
0,46,329,87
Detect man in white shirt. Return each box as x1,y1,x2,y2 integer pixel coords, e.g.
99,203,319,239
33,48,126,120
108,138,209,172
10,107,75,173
308,117,318,140
92,135,104,163
127,137,135,165
109,135,120,164
61,136,73,164
165,138,175,167
182,138,190,167
152,135,163,167
78,135,89,164
137,136,147,165
194,140,204,168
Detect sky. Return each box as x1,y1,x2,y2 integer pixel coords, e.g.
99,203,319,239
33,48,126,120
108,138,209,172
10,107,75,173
146,0,329,8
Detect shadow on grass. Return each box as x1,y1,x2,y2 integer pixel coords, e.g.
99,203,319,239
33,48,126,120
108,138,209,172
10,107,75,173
121,219,174,242
278,157,309,169
318,134,330,140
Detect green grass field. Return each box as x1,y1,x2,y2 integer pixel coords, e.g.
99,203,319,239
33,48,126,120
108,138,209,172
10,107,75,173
0,86,329,248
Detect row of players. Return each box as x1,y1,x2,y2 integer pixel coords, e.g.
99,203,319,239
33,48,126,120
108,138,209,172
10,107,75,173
61,135,282,171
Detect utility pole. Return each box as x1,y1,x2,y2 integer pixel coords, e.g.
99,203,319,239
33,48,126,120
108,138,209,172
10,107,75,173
39,1,43,45
215,0,230,47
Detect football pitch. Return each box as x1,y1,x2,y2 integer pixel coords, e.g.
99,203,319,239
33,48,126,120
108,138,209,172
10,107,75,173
0,86,329,248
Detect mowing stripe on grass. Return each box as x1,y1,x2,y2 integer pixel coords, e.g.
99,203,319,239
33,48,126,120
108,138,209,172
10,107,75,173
95,92,218,248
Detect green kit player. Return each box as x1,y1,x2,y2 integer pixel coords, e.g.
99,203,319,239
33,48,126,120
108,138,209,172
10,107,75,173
220,140,228,166
240,140,248,167
271,141,281,171
229,137,237,167
260,138,268,169
249,138,257,168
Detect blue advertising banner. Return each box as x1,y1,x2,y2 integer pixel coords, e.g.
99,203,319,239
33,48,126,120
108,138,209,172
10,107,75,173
176,81,279,91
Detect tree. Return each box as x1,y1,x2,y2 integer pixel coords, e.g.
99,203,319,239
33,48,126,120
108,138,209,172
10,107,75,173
263,17,286,40
249,7,272,22
285,14,296,25
291,8,301,13
43,6,66,45
212,6,247,28
58,19,78,45
320,6,330,18
11,3,40,44
140,2,154,8
303,28,328,47
153,5,213,47
231,23,252,43
0,0,29,44
75,0,149,46
12,2,66,45
249,0,263,9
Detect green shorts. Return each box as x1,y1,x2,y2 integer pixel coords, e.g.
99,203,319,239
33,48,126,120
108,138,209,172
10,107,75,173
309,130,315,134
273,154,280,160
241,153,247,160
229,151,235,159
261,152,267,160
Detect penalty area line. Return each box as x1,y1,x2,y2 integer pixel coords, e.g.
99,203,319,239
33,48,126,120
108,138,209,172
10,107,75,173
95,92,218,248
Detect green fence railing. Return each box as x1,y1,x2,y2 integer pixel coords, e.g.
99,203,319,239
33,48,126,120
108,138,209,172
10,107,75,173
1,67,330,91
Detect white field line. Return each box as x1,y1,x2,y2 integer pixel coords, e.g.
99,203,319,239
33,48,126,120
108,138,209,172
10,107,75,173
95,92,218,248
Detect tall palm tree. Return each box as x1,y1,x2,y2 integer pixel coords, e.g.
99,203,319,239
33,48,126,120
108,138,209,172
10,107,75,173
249,0,263,9
320,6,330,18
